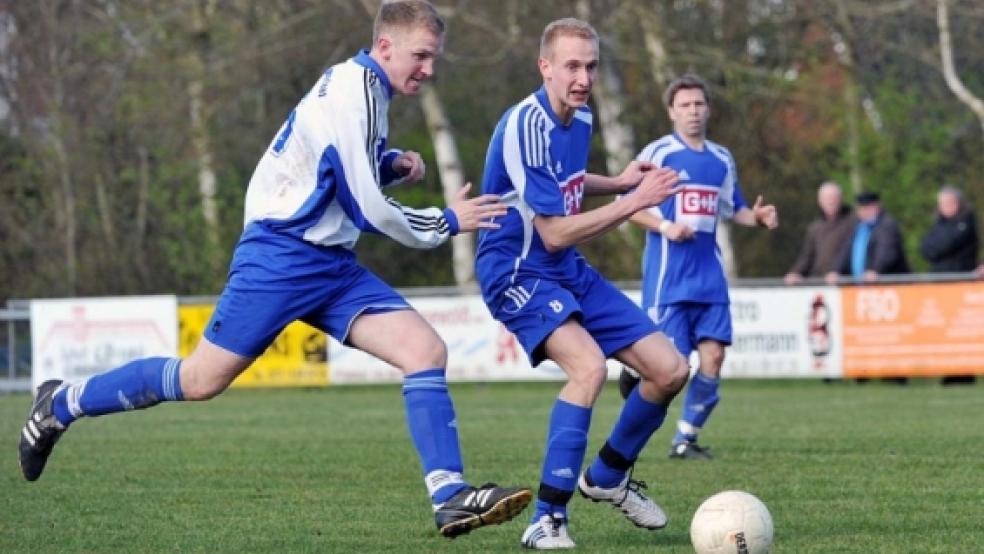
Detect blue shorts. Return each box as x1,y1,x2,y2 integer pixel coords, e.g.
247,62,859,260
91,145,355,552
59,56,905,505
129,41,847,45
489,269,658,366
205,236,408,358
647,302,732,356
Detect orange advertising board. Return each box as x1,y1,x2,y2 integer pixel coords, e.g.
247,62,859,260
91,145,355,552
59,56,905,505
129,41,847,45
841,282,984,377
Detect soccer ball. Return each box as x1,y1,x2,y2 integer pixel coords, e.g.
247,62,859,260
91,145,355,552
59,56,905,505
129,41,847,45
690,490,773,554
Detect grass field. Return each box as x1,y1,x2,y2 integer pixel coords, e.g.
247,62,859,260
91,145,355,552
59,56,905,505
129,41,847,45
2,379,982,553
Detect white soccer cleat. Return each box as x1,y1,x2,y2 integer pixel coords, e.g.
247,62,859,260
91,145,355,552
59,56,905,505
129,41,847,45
521,513,576,550
577,471,668,530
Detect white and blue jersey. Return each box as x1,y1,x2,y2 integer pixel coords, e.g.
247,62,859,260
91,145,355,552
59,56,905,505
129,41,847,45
237,49,457,289
475,87,594,307
204,51,458,355
636,133,747,308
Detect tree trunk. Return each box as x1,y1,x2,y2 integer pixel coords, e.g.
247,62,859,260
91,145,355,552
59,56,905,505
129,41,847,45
832,0,864,196
937,0,984,138
716,222,738,279
188,0,222,279
634,4,673,91
419,84,474,287
41,2,77,294
575,0,635,176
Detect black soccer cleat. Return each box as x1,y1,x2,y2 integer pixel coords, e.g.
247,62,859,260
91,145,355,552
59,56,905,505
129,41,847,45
668,441,713,460
618,366,641,400
19,379,67,482
435,483,532,538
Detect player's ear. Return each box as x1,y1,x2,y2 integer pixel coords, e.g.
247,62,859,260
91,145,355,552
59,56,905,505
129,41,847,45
537,56,550,80
376,33,394,60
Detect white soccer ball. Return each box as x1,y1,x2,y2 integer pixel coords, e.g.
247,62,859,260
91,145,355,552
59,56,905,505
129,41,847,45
690,490,774,554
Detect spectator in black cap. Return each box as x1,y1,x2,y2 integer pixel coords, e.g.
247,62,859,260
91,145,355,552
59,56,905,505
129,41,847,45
826,191,909,284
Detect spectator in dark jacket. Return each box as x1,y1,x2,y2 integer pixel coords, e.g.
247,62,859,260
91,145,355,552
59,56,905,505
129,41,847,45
920,185,979,273
785,181,857,284
827,191,909,284
920,185,979,385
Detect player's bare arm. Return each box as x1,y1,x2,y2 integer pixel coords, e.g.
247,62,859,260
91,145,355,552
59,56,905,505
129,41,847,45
535,167,679,252
628,209,695,242
583,160,655,195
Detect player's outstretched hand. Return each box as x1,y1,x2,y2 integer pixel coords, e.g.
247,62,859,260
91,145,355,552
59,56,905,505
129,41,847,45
448,183,508,233
392,150,426,183
635,167,681,209
616,160,656,190
664,222,695,242
752,195,778,229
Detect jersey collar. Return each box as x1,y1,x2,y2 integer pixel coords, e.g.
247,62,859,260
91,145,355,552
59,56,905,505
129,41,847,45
353,49,393,99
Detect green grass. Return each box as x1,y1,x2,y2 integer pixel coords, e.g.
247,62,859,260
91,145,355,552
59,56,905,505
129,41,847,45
1,379,982,553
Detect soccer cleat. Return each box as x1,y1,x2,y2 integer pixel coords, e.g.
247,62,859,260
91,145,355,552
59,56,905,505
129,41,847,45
618,366,641,400
521,513,576,550
19,379,67,482
435,483,532,538
668,441,713,460
577,471,668,530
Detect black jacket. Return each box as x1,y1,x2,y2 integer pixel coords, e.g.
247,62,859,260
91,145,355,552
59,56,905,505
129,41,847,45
835,212,910,275
919,210,979,272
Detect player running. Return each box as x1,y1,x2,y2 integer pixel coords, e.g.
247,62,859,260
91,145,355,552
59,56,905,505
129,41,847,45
19,0,531,539
475,18,690,549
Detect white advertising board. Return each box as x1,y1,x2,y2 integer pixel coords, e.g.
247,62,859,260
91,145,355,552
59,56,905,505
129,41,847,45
329,295,628,384
723,287,842,378
30,296,179,389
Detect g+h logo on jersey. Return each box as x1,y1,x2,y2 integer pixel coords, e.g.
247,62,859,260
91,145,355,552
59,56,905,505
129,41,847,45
680,186,718,216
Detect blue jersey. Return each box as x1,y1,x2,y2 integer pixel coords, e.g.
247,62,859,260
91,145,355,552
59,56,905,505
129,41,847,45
637,133,747,307
475,87,595,308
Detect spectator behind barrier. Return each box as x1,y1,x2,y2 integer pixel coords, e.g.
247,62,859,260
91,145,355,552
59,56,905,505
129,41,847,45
920,185,979,385
919,185,979,273
785,181,857,284
826,191,909,284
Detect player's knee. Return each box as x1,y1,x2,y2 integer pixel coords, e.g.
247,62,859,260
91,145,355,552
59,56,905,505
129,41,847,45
400,336,448,371
178,365,229,401
645,353,689,396
568,363,608,397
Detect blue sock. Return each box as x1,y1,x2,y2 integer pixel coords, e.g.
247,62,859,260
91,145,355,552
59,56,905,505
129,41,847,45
672,370,720,444
533,399,591,521
587,386,667,488
402,369,467,504
51,357,184,427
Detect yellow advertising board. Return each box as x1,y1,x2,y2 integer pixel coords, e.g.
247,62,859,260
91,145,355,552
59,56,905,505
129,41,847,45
178,304,329,387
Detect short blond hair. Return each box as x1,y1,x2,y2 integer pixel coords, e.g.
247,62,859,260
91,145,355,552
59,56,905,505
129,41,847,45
539,18,598,59
373,0,445,43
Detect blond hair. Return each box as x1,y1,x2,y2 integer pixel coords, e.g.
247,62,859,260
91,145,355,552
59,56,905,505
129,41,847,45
539,18,598,59
373,0,445,43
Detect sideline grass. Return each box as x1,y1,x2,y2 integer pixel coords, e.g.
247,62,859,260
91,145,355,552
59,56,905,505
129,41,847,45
2,379,982,553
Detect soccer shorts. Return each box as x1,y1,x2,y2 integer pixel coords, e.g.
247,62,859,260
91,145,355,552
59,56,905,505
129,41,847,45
205,237,409,358
646,302,732,357
490,269,658,366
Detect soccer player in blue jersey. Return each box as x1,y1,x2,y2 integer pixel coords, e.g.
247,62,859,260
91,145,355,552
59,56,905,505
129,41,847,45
19,0,532,539
475,18,691,549
618,74,779,460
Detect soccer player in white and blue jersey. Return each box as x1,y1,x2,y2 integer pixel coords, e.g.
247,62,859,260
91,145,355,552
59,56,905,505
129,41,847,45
475,18,691,549
618,74,779,460
19,1,532,539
